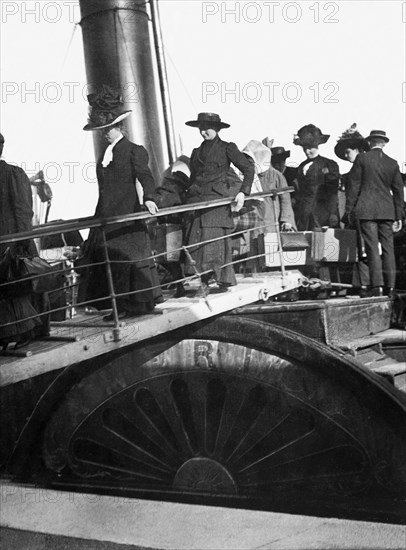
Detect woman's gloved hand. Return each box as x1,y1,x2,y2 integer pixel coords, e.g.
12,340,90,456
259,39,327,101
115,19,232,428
231,191,245,213
281,222,295,232
144,201,159,215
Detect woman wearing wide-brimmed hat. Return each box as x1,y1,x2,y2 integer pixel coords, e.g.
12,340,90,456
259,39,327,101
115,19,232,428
335,124,370,291
334,123,369,198
293,124,340,231
81,85,162,319
184,113,254,294
334,123,369,165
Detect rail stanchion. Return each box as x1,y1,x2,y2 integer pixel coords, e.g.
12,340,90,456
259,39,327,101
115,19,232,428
271,196,287,289
182,246,212,311
100,228,121,341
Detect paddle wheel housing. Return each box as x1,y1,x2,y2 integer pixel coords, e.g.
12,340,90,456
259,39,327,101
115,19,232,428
4,316,406,523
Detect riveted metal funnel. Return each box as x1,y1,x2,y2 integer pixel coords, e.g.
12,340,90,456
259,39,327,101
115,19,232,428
79,0,168,182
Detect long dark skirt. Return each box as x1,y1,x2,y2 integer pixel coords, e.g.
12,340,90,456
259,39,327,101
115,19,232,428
79,227,162,313
0,295,42,344
184,219,236,286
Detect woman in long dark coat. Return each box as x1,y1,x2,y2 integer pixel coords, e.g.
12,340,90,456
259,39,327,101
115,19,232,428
184,113,254,293
334,123,370,291
0,133,42,347
82,87,162,319
293,124,340,231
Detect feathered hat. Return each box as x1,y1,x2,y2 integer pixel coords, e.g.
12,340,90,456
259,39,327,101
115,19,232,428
83,85,131,131
334,123,369,160
293,124,329,147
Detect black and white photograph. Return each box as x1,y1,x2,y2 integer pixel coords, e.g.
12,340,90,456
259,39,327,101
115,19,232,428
1,1,406,548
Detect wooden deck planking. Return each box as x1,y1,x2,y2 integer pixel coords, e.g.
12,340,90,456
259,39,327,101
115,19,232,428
0,271,304,387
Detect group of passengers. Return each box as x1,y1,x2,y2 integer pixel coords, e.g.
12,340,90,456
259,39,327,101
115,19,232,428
0,85,405,347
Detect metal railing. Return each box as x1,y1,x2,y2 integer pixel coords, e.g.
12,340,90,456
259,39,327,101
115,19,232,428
0,189,294,345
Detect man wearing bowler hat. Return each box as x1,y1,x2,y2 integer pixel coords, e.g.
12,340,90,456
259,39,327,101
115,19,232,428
345,130,404,296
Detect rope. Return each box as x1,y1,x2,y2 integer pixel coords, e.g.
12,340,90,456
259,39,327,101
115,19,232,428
61,23,79,70
163,47,197,112
301,277,354,290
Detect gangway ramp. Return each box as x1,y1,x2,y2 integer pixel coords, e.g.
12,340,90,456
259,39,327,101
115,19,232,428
0,270,304,387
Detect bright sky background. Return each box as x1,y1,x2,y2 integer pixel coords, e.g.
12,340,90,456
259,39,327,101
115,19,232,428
1,0,405,222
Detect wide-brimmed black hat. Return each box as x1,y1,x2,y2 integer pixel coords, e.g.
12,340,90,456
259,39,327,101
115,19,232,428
185,112,230,129
293,124,329,147
83,85,131,131
271,146,290,160
335,138,369,160
334,123,369,160
365,129,389,143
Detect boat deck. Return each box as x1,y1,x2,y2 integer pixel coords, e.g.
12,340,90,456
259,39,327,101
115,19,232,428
0,270,304,387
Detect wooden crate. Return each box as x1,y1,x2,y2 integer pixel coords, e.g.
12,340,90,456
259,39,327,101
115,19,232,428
239,296,392,346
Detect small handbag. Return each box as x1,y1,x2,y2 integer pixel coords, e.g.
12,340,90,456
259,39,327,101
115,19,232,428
16,255,55,293
280,232,310,250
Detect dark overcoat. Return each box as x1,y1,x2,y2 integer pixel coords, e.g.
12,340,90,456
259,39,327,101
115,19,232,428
283,165,299,188
95,136,156,266
83,137,160,309
345,147,404,290
346,148,404,220
187,137,254,228
295,155,340,230
0,160,42,341
0,160,34,254
154,171,190,226
184,136,254,285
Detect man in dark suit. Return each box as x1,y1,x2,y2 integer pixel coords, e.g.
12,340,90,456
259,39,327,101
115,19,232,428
345,130,404,296
293,124,340,231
